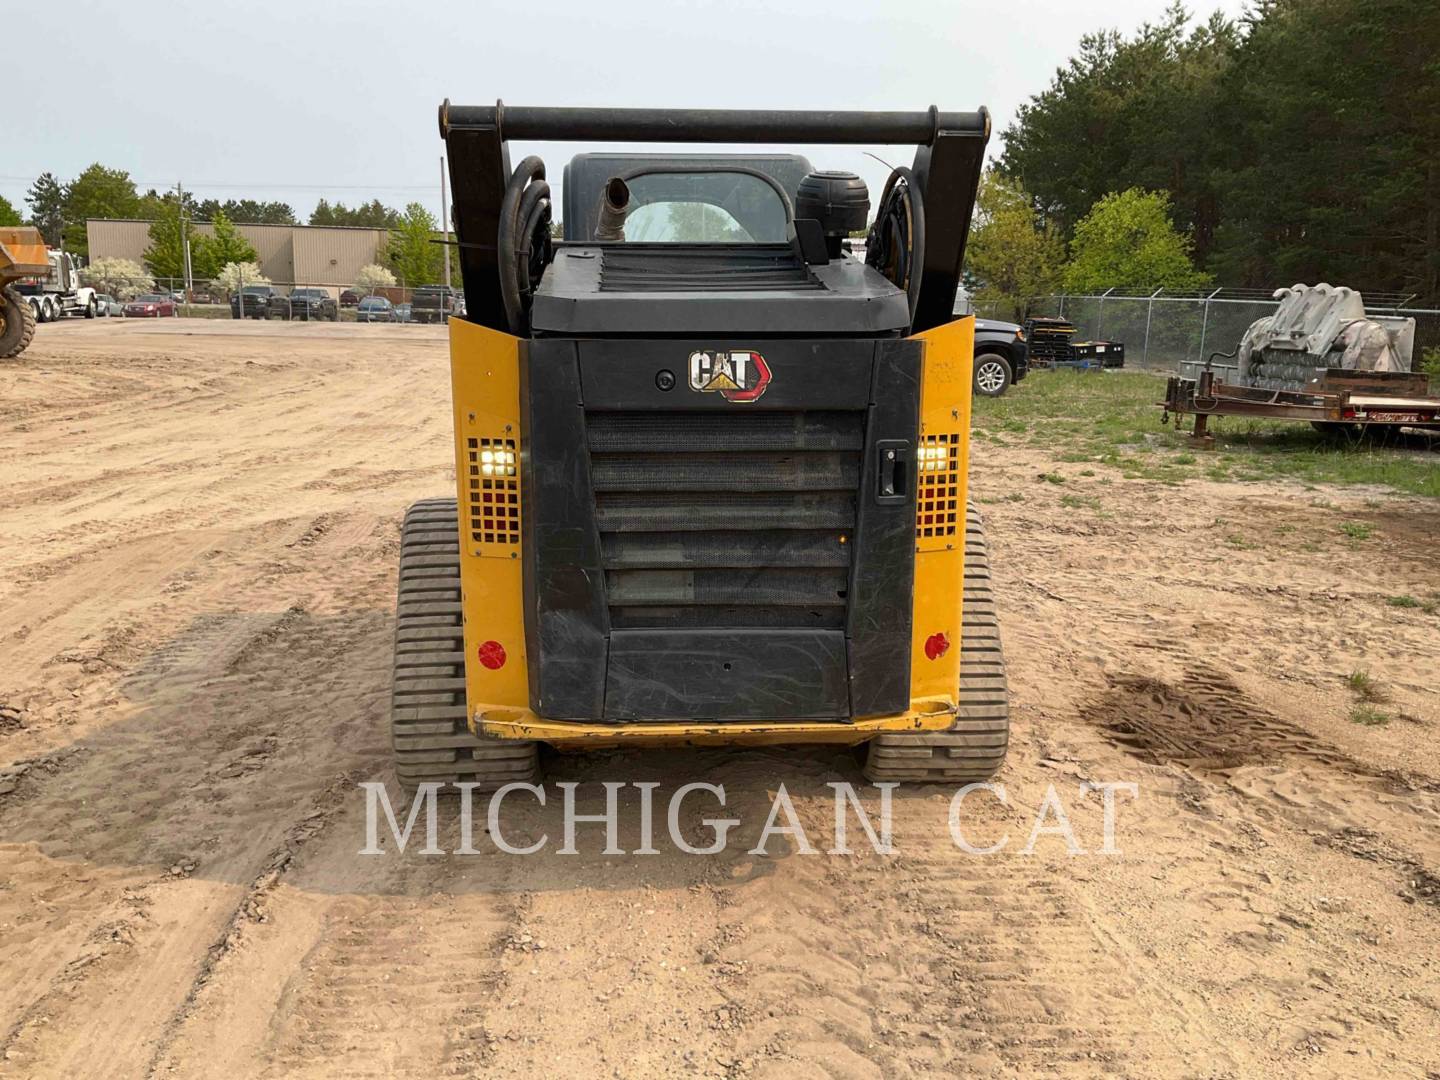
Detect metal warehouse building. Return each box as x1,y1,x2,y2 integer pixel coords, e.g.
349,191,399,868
85,219,389,295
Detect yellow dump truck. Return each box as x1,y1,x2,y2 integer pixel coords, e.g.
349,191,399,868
0,226,49,358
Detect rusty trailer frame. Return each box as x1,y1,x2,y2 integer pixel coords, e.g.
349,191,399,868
1160,367,1440,443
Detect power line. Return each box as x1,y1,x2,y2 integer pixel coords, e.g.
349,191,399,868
0,174,434,193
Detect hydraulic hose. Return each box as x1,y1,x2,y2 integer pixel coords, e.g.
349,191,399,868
866,166,926,326
497,155,553,335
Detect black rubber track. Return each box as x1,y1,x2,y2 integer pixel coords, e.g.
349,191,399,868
392,500,539,791
864,504,1010,782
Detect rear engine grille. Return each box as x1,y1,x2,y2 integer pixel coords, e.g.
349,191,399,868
588,411,860,629
599,246,822,292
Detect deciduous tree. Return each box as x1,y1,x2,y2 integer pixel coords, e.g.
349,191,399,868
205,210,257,273
142,198,195,281
213,261,269,293
386,204,442,286
1062,188,1209,292
355,264,397,293
966,170,1066,320
61,165,143,256
80,257,153,301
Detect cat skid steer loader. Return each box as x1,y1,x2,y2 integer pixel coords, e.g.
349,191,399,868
391,102,1007,788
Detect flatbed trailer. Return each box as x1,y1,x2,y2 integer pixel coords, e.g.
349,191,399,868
1161,367,1440,442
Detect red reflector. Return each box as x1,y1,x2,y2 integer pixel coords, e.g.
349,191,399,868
477,640,507,670
924,632,950,661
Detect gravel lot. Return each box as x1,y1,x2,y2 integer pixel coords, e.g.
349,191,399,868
1,319,1436,1078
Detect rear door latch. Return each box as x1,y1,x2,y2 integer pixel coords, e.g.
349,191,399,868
875,439,911,504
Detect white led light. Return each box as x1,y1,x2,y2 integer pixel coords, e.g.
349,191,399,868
481,450,495,464
482,464,494,476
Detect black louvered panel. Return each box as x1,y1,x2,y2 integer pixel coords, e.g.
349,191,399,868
587,410,860,629
599,246,823,292
607,568,848,607
592,452,859,492
588,411,862,452
596,492,856,532
602,531,850,569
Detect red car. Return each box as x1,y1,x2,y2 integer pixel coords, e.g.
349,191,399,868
123,293,177,318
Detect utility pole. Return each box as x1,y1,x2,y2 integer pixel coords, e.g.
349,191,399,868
440,156,451,292
177,181,193,299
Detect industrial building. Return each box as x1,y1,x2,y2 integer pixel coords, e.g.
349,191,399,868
85,219,389,296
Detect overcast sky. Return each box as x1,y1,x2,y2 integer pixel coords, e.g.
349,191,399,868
4,0,1247,228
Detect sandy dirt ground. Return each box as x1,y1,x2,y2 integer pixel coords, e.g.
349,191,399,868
1,319,1437,1079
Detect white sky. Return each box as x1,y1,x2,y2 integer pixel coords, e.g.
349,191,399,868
3,0,1248,227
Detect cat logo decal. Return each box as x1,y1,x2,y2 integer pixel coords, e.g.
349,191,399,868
687,349,772,403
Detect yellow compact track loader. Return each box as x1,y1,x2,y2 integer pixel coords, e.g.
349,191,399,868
392,102,1007,787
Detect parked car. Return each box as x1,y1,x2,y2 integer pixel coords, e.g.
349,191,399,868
356,296,397,323
339,289,361,307
409,285,463,324
270,287,339,322
972,318,1031,397
95,293,122,317
123,293,177,318
231,285,278,319
395,303,413,323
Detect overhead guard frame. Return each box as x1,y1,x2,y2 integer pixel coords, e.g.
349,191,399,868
439,99,991,335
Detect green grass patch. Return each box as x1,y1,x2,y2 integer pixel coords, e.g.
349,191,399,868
1385,594,1438,614
1346,669,1386,703
1340,521,1373,542
971,370,1440,497
1349,705,1392,727
1059,493,1105,513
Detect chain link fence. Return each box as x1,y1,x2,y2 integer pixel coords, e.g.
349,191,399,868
976,289,1440,379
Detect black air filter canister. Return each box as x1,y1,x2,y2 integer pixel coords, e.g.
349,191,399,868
795,171,870,258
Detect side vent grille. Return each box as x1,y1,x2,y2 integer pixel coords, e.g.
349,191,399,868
464,436,520,554
916,433,961,544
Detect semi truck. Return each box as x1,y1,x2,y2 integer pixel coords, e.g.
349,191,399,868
11,246,99,323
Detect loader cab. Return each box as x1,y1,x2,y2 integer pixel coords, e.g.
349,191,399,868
562,153,816,244
540,152,908,337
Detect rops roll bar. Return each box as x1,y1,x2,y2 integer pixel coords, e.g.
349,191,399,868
441,99,990,335
440,101,989,145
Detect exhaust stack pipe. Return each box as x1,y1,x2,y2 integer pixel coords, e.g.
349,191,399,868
595,177,630,242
